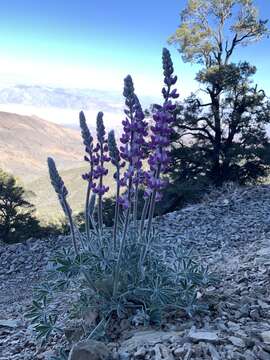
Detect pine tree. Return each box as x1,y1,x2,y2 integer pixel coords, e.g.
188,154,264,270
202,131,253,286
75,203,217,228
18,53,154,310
0,170,40,243
167,0,270,198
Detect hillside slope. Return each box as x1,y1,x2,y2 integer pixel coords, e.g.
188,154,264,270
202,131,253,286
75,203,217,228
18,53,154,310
0,111,84,182
0,111,107,220
28,164,116,221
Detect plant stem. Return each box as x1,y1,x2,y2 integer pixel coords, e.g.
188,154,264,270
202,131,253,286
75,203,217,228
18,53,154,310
113,170,133,296
85,182,91,243
98,193,103,235
145,167,160,241
113,207,130,296
139,196,150,237
113,99,134,296
133,183,139,239
63,199,79,256
113,167,120,251
140,166,161,265
98,141,104,236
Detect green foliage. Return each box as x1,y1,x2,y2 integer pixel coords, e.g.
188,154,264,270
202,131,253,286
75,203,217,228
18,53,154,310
0,169,41,243
170,61,270,188
155,179,208,215
75,197,116,230
27,239,217,341
169,0,268,66
167,0,270,195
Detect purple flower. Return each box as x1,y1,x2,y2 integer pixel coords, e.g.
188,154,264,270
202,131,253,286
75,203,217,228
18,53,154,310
117,195,130,209
162,48,179,101
92,185,109,196
142,49,178,202
117,75,149,208
83,112,110,197
80,111,95,183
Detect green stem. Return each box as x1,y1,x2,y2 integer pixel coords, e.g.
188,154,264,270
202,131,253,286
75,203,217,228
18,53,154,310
133,183,139,238
113,101,134,295
145,189,156,241
113,171,133,296
85,182,91,243
113,207,130,296
98,143,104,236
113,168,120,251
140,166,161,264
139,196,150,237
98,193,103,236
63,199,79,256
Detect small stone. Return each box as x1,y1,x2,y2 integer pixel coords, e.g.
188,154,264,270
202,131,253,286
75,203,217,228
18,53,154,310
173,346,185,358
250,309,260,320
188,328,219,343
118,351,130,360
258,300,270,309
134,347,146,359
64,325,84,342
256,349,270,360
207,344,221,360
228,336,245,348
154,344,174,360
0,319,20,328
68,340,111,360
261,331,270,344
244,349,256,360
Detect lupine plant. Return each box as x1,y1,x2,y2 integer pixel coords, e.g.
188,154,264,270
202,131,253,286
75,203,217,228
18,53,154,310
26,49,217,345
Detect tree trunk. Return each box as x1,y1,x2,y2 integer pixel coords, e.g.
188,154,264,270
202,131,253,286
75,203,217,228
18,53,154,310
210,91,223,186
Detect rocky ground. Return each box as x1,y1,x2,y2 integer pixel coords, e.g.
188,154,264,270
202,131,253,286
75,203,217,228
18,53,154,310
1,184,270,359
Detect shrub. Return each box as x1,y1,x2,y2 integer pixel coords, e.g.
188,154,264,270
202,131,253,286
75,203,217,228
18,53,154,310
75,197,117,230
26,49,216,345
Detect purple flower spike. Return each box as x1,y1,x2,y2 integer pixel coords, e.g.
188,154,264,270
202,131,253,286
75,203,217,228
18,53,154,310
162,48,179,101
117,75,149,208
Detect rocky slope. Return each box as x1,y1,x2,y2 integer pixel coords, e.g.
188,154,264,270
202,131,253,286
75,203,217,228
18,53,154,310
1,185,270,359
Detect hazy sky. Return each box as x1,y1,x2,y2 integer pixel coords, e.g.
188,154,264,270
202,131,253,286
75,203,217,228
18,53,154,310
0,0,269,98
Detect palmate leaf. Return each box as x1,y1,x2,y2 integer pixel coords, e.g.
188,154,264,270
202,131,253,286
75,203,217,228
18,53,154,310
35,314,62,342
33,282,55,300
52,277,73,291
196,265,219,286
135,275,176,306
25,296,53,324
69,291,94,319
176,291,209,318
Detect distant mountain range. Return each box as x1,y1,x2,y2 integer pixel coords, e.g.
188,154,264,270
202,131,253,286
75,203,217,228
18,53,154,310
0,84,123,112
0,111,115,222
0,84,158,129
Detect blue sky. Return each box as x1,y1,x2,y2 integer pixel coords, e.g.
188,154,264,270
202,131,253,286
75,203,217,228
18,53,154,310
0,0,269,97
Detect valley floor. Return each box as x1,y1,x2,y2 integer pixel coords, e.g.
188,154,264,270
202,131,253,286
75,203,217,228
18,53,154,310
1,185,270,359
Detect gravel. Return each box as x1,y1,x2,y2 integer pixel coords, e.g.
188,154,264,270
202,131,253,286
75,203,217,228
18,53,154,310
1,184,270,359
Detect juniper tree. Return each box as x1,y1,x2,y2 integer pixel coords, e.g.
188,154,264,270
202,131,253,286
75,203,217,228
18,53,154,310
0,170,40,243
168,0,270,190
